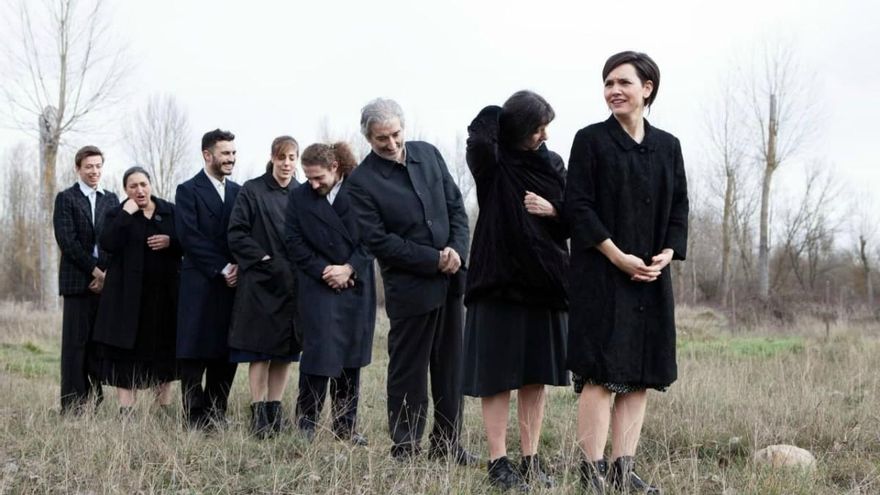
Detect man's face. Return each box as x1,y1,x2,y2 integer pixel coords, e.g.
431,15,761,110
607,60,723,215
76,155,103,188
367,118,405,163
303,163,340,196
204,140,236,178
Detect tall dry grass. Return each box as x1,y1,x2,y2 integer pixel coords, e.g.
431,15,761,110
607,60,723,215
1,303,880,493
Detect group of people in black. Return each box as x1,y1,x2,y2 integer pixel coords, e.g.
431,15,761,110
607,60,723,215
53,51,688,494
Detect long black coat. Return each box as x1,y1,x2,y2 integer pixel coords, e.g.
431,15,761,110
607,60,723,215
284,180,376,377
564,117,689,388
346,141,470,319
175,170,240,360
93,197,181,349
227,173,301,357
465,105,569,309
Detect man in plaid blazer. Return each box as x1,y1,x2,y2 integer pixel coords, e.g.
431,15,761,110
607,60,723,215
52,145,119,414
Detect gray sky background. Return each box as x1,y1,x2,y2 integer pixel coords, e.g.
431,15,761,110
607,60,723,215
1,0,878,224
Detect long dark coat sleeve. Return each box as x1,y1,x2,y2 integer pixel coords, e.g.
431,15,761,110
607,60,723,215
564,117,689,388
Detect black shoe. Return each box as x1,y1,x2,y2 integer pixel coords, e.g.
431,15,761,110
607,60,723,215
265,401,287,434
487,456,529,492
579,458,608,494
334,428,369,446
519,454,554,488
391,443,421,462
428,443,480,466
250,402,270,439
186,406,208,430
608,456,660,494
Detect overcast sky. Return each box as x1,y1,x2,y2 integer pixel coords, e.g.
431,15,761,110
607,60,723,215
1,0,878,221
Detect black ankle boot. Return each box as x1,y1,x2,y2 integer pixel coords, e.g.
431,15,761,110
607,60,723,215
579,458,608,494
519,454,554,488
487,456,528,492
250,402,270,439
265,401,285,433
608,456,660,494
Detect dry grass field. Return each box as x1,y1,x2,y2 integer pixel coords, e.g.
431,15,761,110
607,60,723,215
1,302,880,494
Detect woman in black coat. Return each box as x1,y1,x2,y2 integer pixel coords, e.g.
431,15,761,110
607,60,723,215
564,52,688,494
462,90,569,490
227,136,302,438
93,166,182,414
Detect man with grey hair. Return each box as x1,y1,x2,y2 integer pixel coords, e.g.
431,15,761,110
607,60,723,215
346,98,475,464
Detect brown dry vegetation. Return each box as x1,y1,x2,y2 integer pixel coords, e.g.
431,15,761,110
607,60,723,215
1,302,880,494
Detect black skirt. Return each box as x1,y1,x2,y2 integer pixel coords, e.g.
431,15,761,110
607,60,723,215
462,298,569,397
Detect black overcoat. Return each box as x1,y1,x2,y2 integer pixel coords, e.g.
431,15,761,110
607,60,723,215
93,197,181,349
465,105,569,309
284,180,376,377
564,117,689,388
175,170,240,360
227,173,301,356
346,141,470,320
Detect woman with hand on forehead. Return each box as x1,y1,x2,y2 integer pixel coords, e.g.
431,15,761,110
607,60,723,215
93,166,182,414
565,51,689,494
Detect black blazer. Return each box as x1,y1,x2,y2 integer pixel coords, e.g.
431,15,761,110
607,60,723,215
346,141,469,319
285,180,376,376
92,197,181,349
53,183,119,296
174,170,241,359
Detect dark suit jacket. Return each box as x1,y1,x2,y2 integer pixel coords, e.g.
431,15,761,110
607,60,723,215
174,170,241,359
346,141,469,319
53,183,120,296
285,180,376,376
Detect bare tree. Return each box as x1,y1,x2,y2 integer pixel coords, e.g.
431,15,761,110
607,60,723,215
745,41,817,301
850,193,878,309
0,143,42,301
1,0,130,306
123,94,192,198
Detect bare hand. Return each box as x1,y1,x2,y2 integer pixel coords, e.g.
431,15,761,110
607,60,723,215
122,199,139,214
646,249,674,273
439,247,461,274
524,191,556,218
322,264,354,290
88,277,104,294
613,253,661,283
224,264,238,287
146,234,170,250
91,267,106,282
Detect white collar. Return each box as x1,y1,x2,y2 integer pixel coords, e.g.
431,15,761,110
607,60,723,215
327,177,344,204
77,179,104,196
204,168,227,189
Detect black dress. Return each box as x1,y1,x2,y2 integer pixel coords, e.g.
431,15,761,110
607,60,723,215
98,211,178,389
462,105,570,398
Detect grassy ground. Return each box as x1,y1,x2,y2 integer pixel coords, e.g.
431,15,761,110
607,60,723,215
1,302,880,494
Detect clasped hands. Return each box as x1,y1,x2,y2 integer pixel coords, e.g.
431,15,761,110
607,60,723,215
438,247,461,275
614,249,673,283
88,267,105,294
323,264,355,290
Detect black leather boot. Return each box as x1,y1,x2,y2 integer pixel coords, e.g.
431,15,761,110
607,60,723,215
487,456,529,492
519,454,554,488
265,401,286,434
608,456,660,494
579,458,608,494
250,402,270,439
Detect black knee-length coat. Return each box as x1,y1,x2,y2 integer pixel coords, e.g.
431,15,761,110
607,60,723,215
564,116,688,388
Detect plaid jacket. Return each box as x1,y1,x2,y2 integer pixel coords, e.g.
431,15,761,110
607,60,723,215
53,183,120,296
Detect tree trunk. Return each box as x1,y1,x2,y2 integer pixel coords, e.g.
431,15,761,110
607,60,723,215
39,107,60,309
757,94,778,301
719,170,735,306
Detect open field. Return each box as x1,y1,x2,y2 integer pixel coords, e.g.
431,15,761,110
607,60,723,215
1,302,880,494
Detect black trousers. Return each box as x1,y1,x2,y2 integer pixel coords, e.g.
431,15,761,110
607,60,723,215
60,294,103,413
296,368,361,434
178,359,237,424
387,291,464,451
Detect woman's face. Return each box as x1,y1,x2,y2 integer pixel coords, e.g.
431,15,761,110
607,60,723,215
522,124,549,151
272,145,298,182
125,172,152,208
604,63,653,119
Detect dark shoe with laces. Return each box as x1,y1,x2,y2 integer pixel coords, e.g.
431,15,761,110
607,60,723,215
265,401,288,434
428,442,480,466
579,458,608,494
488,456,529,492
519,454,554,488
608,456,660,494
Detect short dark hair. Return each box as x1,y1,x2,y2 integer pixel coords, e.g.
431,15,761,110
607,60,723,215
602,51,661,108
74,145,103,169
123,166,151,187
498,90,555,147
201,129,235,151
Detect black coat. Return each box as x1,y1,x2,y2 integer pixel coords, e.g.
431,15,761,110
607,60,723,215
227,173,301,356
53,183,119,296
465,105,569,309
284,180,376,376
175,170,241,360
346,141,470,319
92,197,181,349
564,117,689,388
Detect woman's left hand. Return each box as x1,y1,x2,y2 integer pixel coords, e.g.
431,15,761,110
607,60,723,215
646,249,674,272
147,234,171,250
524,191,557,218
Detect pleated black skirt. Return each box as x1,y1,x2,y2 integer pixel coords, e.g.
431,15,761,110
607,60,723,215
462,298,569,397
